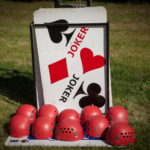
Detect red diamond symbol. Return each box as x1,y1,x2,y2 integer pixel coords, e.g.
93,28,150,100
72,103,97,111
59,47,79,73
48,58,69,84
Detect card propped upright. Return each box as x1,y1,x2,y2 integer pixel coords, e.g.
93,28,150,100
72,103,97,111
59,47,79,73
33,6,112,113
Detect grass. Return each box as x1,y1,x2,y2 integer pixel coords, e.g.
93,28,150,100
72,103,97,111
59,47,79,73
0,0,150,149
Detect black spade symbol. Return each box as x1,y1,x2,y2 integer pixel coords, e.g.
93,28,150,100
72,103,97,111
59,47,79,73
63,29,76,46
45,19,75,46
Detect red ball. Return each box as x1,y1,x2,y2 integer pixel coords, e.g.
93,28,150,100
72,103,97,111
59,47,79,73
105,106,128,126
16,104,36,124
81,105,102,125
58,109,80,124
31,117,55,139
37,104,59,123
86,115,109,138
9,114,30,138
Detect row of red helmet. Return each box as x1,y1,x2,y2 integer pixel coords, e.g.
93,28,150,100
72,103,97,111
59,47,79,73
9,104,36,137
105,106,135,145
81,105,135,146
8,104,135,146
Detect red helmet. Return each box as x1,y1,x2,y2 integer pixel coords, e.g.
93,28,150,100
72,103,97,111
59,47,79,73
37,104,59,123
31,117,54,139
105,106,128,126
105,122,135,145
55,119,84,141
81,105,102,125
16,104,36,124
86,115,109,138
9,114,30,138
58,109,80,124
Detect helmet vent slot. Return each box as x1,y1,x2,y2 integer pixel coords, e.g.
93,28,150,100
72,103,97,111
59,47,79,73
109,117,113,121
131,132,133,134
69,131,71,133
128,132,130,134
33,130,36,134
71,128,74,131
62,131,64,133
123,136,125,138
64,128,66,130
115,136,120,141
121,133,123,135
30,115,33,119
74,132,78,136
65,131,67,133
67,128,70,130
125,132,127,134
60,128,62,130
51,128,54,132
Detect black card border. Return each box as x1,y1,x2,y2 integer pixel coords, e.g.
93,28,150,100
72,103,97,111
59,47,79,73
29,21,110,113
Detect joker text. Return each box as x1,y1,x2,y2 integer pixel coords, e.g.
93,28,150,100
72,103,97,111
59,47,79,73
67,27,89,57
59,74,79,102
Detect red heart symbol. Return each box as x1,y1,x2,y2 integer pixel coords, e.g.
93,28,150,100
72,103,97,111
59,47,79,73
80,48,105,74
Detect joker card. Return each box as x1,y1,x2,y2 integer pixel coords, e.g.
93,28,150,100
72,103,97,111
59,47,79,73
33,7,112,113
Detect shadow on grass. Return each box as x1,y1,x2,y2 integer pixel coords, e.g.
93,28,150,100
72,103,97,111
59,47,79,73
3,113,16,135
0,68,35,106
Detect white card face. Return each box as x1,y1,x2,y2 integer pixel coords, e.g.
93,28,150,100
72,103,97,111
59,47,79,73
33,7,111,113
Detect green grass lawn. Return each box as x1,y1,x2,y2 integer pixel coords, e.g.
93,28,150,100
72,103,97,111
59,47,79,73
0,1,150,149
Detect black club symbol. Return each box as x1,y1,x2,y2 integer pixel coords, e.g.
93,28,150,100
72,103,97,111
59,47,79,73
74,82,105,108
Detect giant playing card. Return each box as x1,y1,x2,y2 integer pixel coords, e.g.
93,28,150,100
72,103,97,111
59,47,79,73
33,7,112,113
